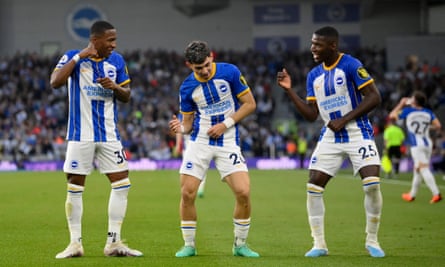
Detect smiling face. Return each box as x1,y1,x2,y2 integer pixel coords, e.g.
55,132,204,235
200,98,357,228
311,34,337,65
310,33,337,65
91,29,117,58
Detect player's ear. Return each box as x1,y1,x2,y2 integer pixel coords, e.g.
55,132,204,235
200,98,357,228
185,61,193,69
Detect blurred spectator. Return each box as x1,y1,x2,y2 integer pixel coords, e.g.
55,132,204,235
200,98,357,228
0,49,443,165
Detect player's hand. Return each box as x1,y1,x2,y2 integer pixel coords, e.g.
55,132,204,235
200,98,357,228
169,115,182,134
277,68,292,91
79,42,99,59
96,77,117,90
207,123,226,139
401,97,412,106
327,117,347,132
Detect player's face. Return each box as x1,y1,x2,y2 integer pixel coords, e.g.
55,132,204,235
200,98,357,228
310,34,333,64
93,29,117,58
188,56,213,80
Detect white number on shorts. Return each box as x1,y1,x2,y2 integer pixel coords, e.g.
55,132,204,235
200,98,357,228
358,145,377,160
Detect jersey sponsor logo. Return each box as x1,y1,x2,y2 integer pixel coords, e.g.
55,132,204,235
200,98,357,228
82,85,114,98
357,67,370,79
319,95,348,111
203,100,231,115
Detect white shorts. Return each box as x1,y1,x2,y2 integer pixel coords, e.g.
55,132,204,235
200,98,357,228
309,139,380,176
410,146,432,167
63,141,128,175
180,141,248,180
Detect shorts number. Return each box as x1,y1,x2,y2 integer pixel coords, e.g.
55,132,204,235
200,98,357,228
114,149,127,164
358,145,377,160
229,152,246,165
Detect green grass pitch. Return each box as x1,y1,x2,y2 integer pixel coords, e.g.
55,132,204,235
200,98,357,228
0,169,444,266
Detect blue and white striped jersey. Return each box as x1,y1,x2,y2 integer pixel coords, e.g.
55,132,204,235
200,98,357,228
397,107,436,147
179,62,250,146
306,53,375,143
54,50,130,142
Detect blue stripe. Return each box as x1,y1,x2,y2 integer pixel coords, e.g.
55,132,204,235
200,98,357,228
113,184,131,190
363,181,380,187
347,79,372,140
208,116,217,146
72,72,81,141
180,226,196,229
203,83,212,104
319,126,326,141
216,114,224,146
190,114,200,142
208,115,224,146
92,100,107,142
113,98,120,140
329,111,349,143
68,190,83,194
208,81,221,102
307,190,323,195
357,116,373,139
324,71,335,97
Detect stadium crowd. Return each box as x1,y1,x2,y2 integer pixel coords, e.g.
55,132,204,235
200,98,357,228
0,48,444,169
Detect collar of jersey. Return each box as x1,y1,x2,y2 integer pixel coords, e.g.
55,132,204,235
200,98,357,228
89,57,106,62
323,53,344,71
194,62,216,82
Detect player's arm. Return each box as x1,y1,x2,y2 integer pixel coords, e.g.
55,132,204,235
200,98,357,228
230,89,256,123
277,68,319,122
431,118,442,131
206,89,256,138
98,79,131,103
50,43,97,89
169,113,194,135
50,57,78,89
388,97,410,120
328,82,381,132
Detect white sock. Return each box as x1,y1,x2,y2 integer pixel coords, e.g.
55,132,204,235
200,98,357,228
180,220,196,247
306,183,326,249
233,218,250,247
410,171,422,197
66,183,84,244
362,177,382,246
420,168,440,196
107,178,130,244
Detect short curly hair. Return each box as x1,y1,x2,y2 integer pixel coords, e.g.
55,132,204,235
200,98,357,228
184,40,211,64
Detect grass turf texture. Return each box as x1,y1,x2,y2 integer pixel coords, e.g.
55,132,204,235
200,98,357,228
1,169,444,266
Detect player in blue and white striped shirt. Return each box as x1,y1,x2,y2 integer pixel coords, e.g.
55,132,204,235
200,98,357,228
169,40,259,258
50,20,142,259
389,91,442,203
277,26,385,258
